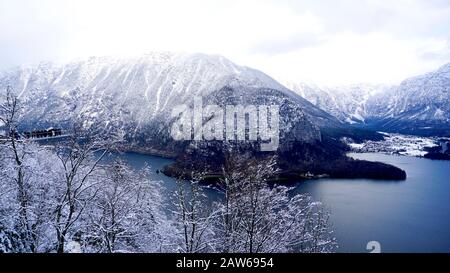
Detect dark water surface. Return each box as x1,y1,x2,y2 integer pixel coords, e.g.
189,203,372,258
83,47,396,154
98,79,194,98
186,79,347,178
116,152,450,253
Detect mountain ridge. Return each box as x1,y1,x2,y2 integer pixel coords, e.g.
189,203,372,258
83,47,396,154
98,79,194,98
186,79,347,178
286,62,450,137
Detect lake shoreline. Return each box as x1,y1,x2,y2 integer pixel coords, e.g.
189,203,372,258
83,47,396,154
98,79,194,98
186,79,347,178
116,152,450,252
161,155,407,183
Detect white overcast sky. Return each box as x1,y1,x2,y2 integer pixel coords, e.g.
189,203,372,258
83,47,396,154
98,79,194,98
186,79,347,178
1,0,450,85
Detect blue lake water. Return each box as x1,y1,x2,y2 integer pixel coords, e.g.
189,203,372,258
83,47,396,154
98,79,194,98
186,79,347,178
115,152,450,253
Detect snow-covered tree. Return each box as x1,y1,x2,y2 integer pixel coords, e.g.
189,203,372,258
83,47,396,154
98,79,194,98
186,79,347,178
212,154,337,253
0,141,61,252
84,159,168,253
0,87,60,252
170,173,217,253
0,86,34,251
51,122,115,253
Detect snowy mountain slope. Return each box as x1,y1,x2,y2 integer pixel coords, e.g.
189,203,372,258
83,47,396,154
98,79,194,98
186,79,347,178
0,52,359,152
0,53,275,124
365,63,450,136
0,52,342,131
285,82,391,124
286,62,450,137
385,63,450,120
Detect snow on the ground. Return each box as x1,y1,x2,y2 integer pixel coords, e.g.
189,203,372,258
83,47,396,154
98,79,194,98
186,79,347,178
346,133,439,157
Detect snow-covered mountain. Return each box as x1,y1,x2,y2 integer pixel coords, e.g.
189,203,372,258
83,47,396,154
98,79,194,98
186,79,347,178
0,53,283,127
285,82,391,124
0,52,406,180
286,63,450,137
0,52,351,151
365,63,450,136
